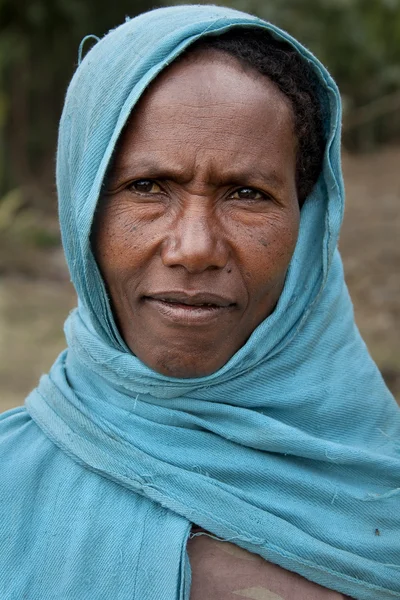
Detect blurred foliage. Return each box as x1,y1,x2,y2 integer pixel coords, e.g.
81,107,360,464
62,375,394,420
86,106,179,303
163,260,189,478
0,0,399,204
0,184,60,276
0,0,163,198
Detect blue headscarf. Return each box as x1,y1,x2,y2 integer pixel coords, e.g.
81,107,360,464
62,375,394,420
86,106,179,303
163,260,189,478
1,5,399,599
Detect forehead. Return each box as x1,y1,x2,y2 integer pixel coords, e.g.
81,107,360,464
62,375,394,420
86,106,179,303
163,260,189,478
110,49,296,183
129,48,293,129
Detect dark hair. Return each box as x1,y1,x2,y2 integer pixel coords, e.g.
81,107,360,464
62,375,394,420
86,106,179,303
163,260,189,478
188,29,326,204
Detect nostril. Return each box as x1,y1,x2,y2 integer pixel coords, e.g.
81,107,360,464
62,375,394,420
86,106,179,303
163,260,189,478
160,223,229,272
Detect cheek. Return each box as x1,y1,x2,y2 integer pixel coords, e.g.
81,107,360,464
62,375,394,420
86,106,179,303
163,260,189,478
239,210,299,298
94,203,155,285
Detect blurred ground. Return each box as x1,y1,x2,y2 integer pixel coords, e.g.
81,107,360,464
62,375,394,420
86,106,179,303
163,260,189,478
340,146,400,398
0,146,399,412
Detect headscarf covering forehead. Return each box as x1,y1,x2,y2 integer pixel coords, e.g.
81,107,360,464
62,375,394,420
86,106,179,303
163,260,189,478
57,4,342,354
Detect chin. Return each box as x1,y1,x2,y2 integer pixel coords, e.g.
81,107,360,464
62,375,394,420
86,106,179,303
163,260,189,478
149,351,227,379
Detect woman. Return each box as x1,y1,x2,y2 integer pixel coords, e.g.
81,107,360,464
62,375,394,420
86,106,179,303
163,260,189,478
1,5,399,599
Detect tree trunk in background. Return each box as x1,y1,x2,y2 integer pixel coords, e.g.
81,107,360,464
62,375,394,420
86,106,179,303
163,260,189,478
8,55,31,190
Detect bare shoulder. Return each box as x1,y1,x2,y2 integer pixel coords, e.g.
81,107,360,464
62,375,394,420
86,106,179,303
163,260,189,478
187,532,352,600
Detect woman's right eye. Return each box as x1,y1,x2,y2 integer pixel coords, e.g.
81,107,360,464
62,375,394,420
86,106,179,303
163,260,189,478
128,180,162,194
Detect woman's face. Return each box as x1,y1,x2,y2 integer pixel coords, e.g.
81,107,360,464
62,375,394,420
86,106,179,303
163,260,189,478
94,50,300,378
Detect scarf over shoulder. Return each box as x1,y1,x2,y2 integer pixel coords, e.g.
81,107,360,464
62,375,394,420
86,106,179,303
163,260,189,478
1,5,399,599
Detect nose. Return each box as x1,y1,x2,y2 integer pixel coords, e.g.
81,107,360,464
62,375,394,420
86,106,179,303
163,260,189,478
161,201,229,273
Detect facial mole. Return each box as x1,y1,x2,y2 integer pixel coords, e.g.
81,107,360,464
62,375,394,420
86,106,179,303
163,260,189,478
259,239,269,247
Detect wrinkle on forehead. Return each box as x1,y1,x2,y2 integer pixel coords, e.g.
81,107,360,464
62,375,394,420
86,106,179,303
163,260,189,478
109,53,296,195
110,152,288,191
120,47,294,143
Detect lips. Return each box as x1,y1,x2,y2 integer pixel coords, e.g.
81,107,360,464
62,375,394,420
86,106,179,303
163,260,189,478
142,291,236,325
144,291,235,308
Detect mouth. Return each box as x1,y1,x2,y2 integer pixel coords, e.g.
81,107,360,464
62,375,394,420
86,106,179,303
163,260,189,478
145,291,235,308
142,292,237,324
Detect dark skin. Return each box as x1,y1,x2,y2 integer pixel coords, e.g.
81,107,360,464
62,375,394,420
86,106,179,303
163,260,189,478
94,49,300,378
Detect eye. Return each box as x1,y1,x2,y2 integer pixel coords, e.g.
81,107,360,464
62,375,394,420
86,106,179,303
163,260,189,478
128,179,163,194
230,187,268,201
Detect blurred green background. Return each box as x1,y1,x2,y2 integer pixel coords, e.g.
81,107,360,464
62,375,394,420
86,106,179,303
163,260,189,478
0,0,399,410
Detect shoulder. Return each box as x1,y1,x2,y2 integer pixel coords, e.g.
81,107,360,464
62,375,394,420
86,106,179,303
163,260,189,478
0,405,52,458
0,405,39,451
0,406,65,496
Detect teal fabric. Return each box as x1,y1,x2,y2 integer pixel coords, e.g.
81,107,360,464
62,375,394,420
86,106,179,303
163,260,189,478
1,5,400,599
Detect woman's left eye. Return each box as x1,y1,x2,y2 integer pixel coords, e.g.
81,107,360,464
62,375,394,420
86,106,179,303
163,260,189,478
128,180,162,194
230,188,267,201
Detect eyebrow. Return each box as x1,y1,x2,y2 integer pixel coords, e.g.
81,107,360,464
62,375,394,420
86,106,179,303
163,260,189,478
217,168,286,191
109,158,189,183
109,157,286,191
